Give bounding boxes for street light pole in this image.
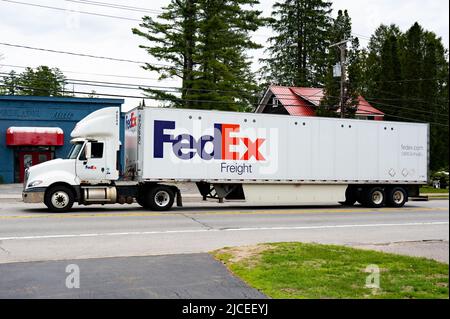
[330,39,350,118]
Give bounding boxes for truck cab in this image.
[22,107,121,211]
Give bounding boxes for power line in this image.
[1,0,142,22]
[363,99,449,117]
[0,83,263,106]
[0,80,347,107]
[1,80,447,125]
[0,42,190,71]
[63,0,162,14]
[1,70,447,117]
[382,113,448,127]
[2,82,447,127]
[365,77,448,84]
[0,63,179,82]
[2,0,370,43]
[0,70,447,119]
[365,86,450,104]
[0,42,154,65]
[363,95,449,104]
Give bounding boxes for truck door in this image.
[76,141,107,181]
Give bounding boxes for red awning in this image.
[6,127,64,146]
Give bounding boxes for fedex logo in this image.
[154,120,266,161]
[126,112,137,129]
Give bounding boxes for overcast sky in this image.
[0,0,448,111]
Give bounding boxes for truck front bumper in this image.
[22,188,46,203]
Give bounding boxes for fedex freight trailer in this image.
[23,106,429,212]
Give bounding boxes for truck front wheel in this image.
[44,185,75,212]
[145,185,175,211]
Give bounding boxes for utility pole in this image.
[330,39,350,118]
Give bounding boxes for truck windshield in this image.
[67,142,84,159]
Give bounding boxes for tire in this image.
[44,185,75,212]
[144,185,175,211]
[361,187,385,208]
[386,187,407,207]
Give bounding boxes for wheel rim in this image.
[392,190,405,204]
[371,190,384,205]
[51,191,70,208]
[154,190,170,207]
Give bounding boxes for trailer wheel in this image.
[386,187,407,207]
[44,185,75,212]
[362,187,385,208]
[146,185,175,211]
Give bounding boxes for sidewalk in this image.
[0,184,23,199]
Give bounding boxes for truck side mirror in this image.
[85,142,92,159]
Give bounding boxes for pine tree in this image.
[362,24,402,99]
[190,0,263,111]
[401,23,424,120]
[0,70,19,95]
[132,0,198,107]
[377,34,403,118]
[261,0,332,87]
[1,66,67,96]
[421,31,449,170]
[362,22,449,171]
[18,66,67,96]
[133,0,263,111]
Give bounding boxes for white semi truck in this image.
[22,106,429,212]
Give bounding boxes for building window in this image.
[272,97,280,108]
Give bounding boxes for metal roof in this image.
[355,96,385,115]
[270,86,316,117]
[265,86,384,117]
[290,87,324,107]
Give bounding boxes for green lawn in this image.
[420,186,449,194]
[212,243,449,299]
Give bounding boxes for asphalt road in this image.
[0,199,448,264]
[0,198,448,298]
[0,253,266,299]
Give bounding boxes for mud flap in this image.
[176,189,183,207]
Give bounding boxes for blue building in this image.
[0,96,124,184]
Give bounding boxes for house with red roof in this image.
[255,85,384,120]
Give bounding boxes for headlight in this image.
[28,180,43,188]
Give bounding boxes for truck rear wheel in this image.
[362,187,385,208]
[44,185,75,212]
[145,185,175,211]
[386,187,407,207]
